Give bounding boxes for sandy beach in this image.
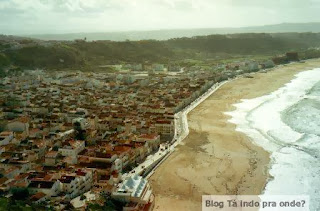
[149,58,320,211]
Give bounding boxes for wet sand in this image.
[149,59,320,211]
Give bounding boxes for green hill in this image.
[1,32,320,72]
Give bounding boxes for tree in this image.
[52,146,59,151]
[10,187,29,200]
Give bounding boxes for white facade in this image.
[114,158,123,172]
[112,175,153,204]
[153,121,174,135]
[59,140,85,159]
[59,170,93,199]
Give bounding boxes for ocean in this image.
[226,68,320,210]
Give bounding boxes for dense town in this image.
[0,56,293,210]
[1,0,320,208]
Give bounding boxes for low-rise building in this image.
[28,180,61,197]
[59,140,85,164]
[44,151,59,166]
[112,175,154,210]
[136,134,160,152]
[59,169,93,199]
[152,120,174,135]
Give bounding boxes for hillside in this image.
[166,33,313,55]
[1,32,320,72]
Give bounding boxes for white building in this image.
[44,151,59,166]
[114,158,123,172]
[152,120,174,135]
[112,175,153,205]
[58,140,85,163]
[59,169,93,199]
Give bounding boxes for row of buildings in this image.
[0,67,219,209]
[0,55,281,209]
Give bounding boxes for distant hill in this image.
[0,34,35,41]
[1,32,320,72]
[23,22,320,41]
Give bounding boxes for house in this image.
[28,180,61,197]
[136,134,160,152]
[59,169,93,199]
[0,157,31,175]
[11,173,30,189]
[58,140,85,164]
[30,192,48,204]
[2,166,21,179]
[153,120,174,136]
[44,151,59,166]
[132,143,149,165]
[78,148,119,172]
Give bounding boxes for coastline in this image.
[149,58,320,211]
[226,66,320,210]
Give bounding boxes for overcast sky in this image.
[1,0,320,35]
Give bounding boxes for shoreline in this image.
[149,58,320,211]
[226,66,320,210]
[151,81,229,171]
[122,81,229,181]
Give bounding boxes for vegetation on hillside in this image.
[70,40,174,64]
[166,33,300,55]
[5,45,85,69]
[1,32,320,72]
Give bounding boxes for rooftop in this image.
[114,175,147,198]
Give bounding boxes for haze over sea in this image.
[227,67,320,210]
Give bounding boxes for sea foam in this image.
[226,68,320,210]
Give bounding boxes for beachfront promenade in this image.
[122,64,286,181]
[122,80,229,180]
